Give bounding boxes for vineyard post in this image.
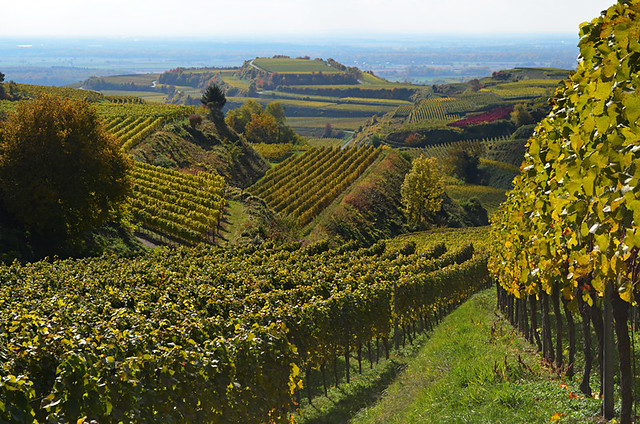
[393,281,400,350]
[333,352,339,387]
[602,281,615,420]
[306,366,313,405]
[562,297,575,379]
[320,363,327,397]
[529,294,541,351]
[551,285,563,370]
[541,291,554,364]
[612,290,632,424]
[577,288,593,396]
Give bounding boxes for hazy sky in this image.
[1,0,616,38]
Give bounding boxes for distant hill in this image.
[76,56,423,138]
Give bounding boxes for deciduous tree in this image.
[245,113,278,143]
[443,145,482,183]
[265,102,286,125]
[0,95,131,237]
[400,155,444,225]
[225,99,263,133]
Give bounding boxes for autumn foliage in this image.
[0,95,131,237]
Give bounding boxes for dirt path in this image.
[135,234,159,249]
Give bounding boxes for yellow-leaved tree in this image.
[400,155,444,226]
[0,95,131,238]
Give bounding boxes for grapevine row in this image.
[129,162,225,244]
[248,146,381,226]
[489,3,640,422]
[0,239,488,423]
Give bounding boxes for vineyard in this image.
[9,83,105,102]
[97,103,194,151]
[129,162,226,245]
[483,79,559,100]
[412,136,510,161]
[0,236,488,423]
[447,105,513,127]
[104,95,146,104]
[490,2,640,422]
[0,95,193,151]
[399,95,511,127]
[407,98,464,124]
[248,146,382,226]
[392,104,413,119]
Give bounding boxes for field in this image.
[94,74,159,86]
[445,184,507,217]
[306,137,346,148]
[226,96,335,109]
[252,58,342,73]
[284,82,415,90]
[221,75,250,89]
[287,116,369,130]
[100,90,167,103]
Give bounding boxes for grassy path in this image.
[297,288,601,424]
[218,199,247,244]
[351,289,600,423]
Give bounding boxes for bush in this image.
[188,114,203,128]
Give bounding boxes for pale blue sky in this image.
[2,0,616,38]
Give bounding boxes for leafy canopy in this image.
[401,155,445,225]
[0,95,131,237]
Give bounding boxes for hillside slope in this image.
[130,119,269,188]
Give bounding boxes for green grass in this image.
[253,58,341,74]
[350,289,600,424]
[445,185,508,217]
[227,96,335,109]
[100,90,167,103]
[287,117,369,131]
[221,75,250,90]
[386,226,491,252]
[294,334,430,424]
[218,199,246,244]
[306,137,346,148]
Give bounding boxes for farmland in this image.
[252,58,342,73]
